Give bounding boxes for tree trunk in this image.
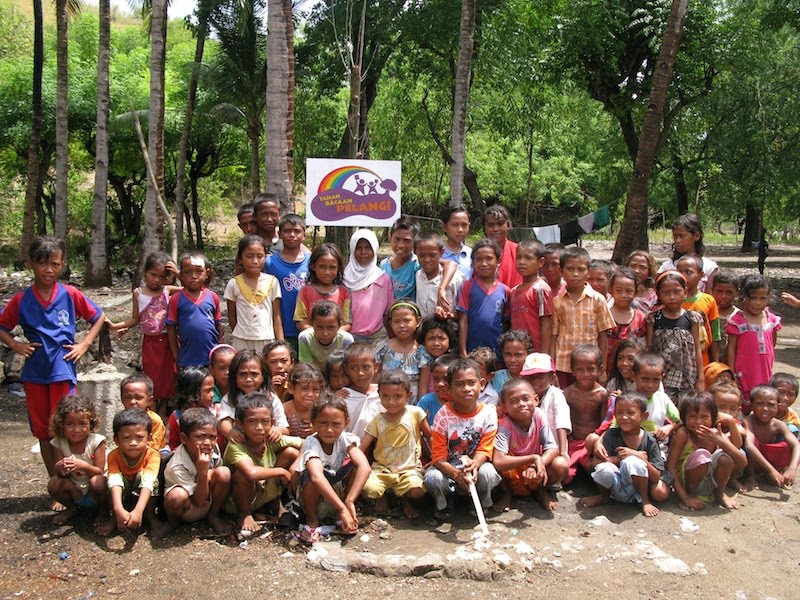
[86,0,111,287]
[612,0,689,263]
[264,0,295,212]
[144,0,168,257]
[54,0,69,241]
[450,0,475,208]
[191,173,204,249]
[741,204,761,252]
[248,124,261,194]
[671,146,690,216]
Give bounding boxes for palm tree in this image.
[86,0,112,285]
[449,0,475,208]
[54,0,71,240]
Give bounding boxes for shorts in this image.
[591,456,649,504]
[501,466,544,496]
[298,461,355,520]
[75,493,98,509]
[181,498,212,523]
[225,476,283,515]
[362,466,425,499]
[119,474,159,511]
[231,337,269,353]
[24,381,75,440]
[683,448,725,500]
[567,439,590,480]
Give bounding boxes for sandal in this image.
[294,524,320,545]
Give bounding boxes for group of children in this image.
[2,201,799,544]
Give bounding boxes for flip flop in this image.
[293,524,320,545]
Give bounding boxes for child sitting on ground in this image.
[101,408,161,536]
[667,391,747,510]
[580,392,670,517]
[377,301,431,402]
[469,347,499,406]
[209,344,237,405]
[120,373,166,452]
[361,370,431,518]
[47,395,107,528]
[493,379,567,512]
[743,385,800,490]
[163,408,231,535]
[341,342,382,438]
[295,394,371,543]
[631,353,679,451]
[423,358,501,518]
[224,392,302,538]
[168,366,216,451]
[770,372,800,437]
[298,300,354,371]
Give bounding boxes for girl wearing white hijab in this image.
[343,229,394,344]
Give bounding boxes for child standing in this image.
[588,259,614,301]
[361,370,431,518]
[342,342,383,438]
[47,396,107,527]
[470,347,500,406]
[658,213,718,292]
[0,236,105,482]
[163,408,231,535]
[626,250,658,314]
[646,271,704,398]
[510,238,553,353]
[541,243,566,297]
[550,247,615,387]
[423,358,501,518]
[299,301,354,371]
[254,195,281,251]
[607,267,647,373]
[377,301,432,402]
[283,363,325,438]
[483,205,522,288]
[225,235,283,352]
[107,251,178,416]
[167,250,222,367]
[419,316,456,363]
[710,270,740,365]
[726,274,781,409]
[415,231,463,319]
[580,392,670,517]
[262,340,296,403]
[343,229,394,343]
[457,238,511,359]
[295,243,351,332]
[440,206,473,280]
[120,373,167,452]
[677,254,721,364]
[265,214,311,351]
[296,394,371,542]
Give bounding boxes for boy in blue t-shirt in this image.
[0,236,105,481]
[265,214,310,353]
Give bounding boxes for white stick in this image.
[467,478,489,536]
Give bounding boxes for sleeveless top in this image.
[138,288,169,335]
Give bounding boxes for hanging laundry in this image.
[533,225,561,245]
[559,220,582,245]
[578,212,595,234]
[593,205,611,230]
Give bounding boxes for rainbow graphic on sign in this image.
[308,161,399,224]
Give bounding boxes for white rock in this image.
[680,517,700,533]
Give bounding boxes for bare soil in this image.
[1,242,799,600]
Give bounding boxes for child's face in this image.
[327,363,348,391]
[238,211,257,235]
[289,380,322,412]
[424,328,450,359]
[144,266,167,291]
[353,238,374,267]
[714,392,741,419]
[750,393,778,424]
[473,247,499,280]
[431,365,451,400]
[541,254,562,286]
[313,254,340,286]
[236,359,264,394]
[676,261,701,292]
[484,215,510,245]
[121,382,153,412]
[611,277,636,309]
[415,240,442,276]
[312,314,341,346]
[684,406,713,434]
[240,243,266,275]
[389,307,420,340]
[672,226,700,255]
[314,406,348,446]
[502,383,538,425]
[588,269,609,296]
[63,411,91,445]
[525,372,552,397]
[210,352,234,392]
[562,258,589,291]
[572,354,599,389]
[712,282,737,310]
[115,424,151,463]
[448,367,484,412]
[32,252,64,287]
[502,341,528,377]
[443,211,470,245]
[265,347,293,376]
[744,287,769,315]
[279,222,306,250]
[199,375,215,408]
[627,255,651,287]
[657,279,687,308]
[345,354,378,392]
[390,228,415,261]
[775,382,798,410]
[256,201,280,234]
[179,259,208,291]
[633,364,662,397]
[616,347,638,382]
[379,383,411,417]
[238,406,272,445]
[614,399,645,433]
[181,424,217,461]
[515,247,543,280]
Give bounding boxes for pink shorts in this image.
[24,381,75,440]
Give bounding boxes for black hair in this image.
[440,206,470,226]
[29,235,66,263]
[769,372,799,396]
[50,395,100,438]
[543,243,565,258]
[324,351,347,383]
[676,253,704,272]
[447,357,481,385]
[418,316,456,351]
[615,391,648,414]
[414,230,444,251]
[468,347,497,372]
[236,234,268,262]
[610,266,639,291]
[262,340,296,366]
[311,391,349,422]
[278,213,306,231]
[228,350,266,408]
[253,194,280,213]
[472,238,502,261]
[483,205,511,225]
[749,384,779,405]
[606,338,646,383]
[499,378,535,403]
[113,408,152,436]
[378,368,413,393]
[678,390,717,424]
[235,391,273,423]
[237,203,254,219]
[390,215,421,238]
[560,246,590,269]
[178,250,213,285]
[671,213,705,259]
[289,362,325,387]
[310,299,344,323]
[344,341,377,364]
[120,372,154,397]
[179,407,218,436]
[589,259,614,279]
[518,238,545,258]
[632,352,665,375]
[499,329,534,354]
[143,251,171,272]
[655,270,687,292]
[739,273,770,299]
[308,243,344,285]
[570,344,602,369]
[176,366,213,410]
[711,269,739,290]
[432,354,458,372]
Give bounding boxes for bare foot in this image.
[207,512,230,535]
[641,502,659,517]
[718,494,740,510]
[374,496,390,516]
[492,490,511,513]
[52,504,78,525]
[51,501,66,513]
[534,488,558,511]
[678,502,705,511]
[238,514,260,539]
[727,478,745,493]
[740,478,757,492]
[150,520,178,540]
[579,494,607,508]
[401,498,419,519]
[95,517,115,537]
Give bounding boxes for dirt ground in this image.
[1,242,800,600]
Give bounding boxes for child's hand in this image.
[781,292,800,308]
[433,305,453,320]
[228,427,245,445]
[196,451,212,472]
[783,467,796,487]
[267,426,283,443]
[126,508,143,530]
[334,388,349,400]
[616,447,647,462]
[717,412,736,430]
[593,444,609,461]
[12,340,40,358]
[274,468,291,485]
[682,496,706,511]
[338,506,358,533]
[63,341,90,362]
[436,289,453,314]
[696,424,723,446]
[655,424,673,441]
[116,510,132,531]
[272,373,287,390]
[164,260,179,283]
[55,459,69,477]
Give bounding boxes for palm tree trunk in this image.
[86,0,111,286]
[449,0,475,209]
[54,0,69,240]
[19,0,44,267]
[612,0,689,263]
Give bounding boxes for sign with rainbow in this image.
[306,159,402,227]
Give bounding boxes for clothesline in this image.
[508,204,612,246]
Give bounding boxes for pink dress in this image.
[138,289,176,403]
[726,310,781,399]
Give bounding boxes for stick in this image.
[467,478,489,535]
